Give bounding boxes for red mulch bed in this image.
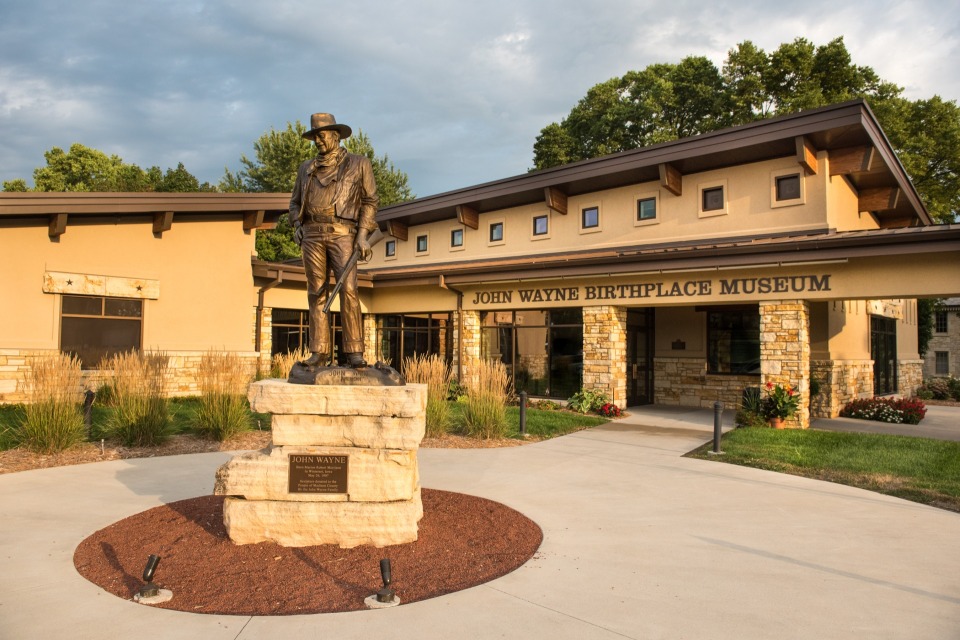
[74,489,542,616]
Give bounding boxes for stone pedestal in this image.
[215,379,426,548]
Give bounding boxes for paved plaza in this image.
[1,407,958,639]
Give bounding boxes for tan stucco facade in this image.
[2,103,957,427]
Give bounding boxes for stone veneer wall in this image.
[0,348,260,404]
[582,306,627,408]
[364,315,378,364]
[809,360,874,418]
[256,307,274,376]
[898,359,924,397]
[653,358,757,409]
[456,310,482,389]
[760,300,810,428]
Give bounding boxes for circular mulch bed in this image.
[74,489,542,616]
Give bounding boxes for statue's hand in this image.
[294,222,304,246]
[356,236,372,262]
[356,229,372,262]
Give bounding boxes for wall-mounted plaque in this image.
[288,454,349,494]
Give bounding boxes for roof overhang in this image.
[377,100,931,229]
[0,192,290,237]
[363,224,960,287]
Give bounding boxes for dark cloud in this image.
[1,0,957,197]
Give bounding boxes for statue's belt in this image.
[302,206,355,232]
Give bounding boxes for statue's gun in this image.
[321,227,385,314]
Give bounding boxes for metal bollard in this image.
[712,400,723,454]
[83,390,95,439]
[519,391,527,435]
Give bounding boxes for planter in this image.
[768,417,785,429]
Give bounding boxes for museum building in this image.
[2,100,959,428]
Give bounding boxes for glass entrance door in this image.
[871,315,898,395]
[627,309,654,406]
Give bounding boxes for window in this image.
[416,234,428,253]
[581,206,599,229]
[532,215,548,236]
[707,309,760,375]
[776,174,801,201]
[450,228,464,248]
[60,295,143,369]
[702,186,724,212]
[637,197,656,221]
[935,351,950,375]
[376,313,453,373]
[385,240,396,257]
[271,308,309,356]
[272,309,343,363]
[935,310,948,333]
[489,222,504,243]
[480,309,583,399]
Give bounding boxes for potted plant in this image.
[761,381,800,428]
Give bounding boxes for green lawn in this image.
[446,401,607,439]
[688,427,960,512]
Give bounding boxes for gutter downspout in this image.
[439,274,464,382]
[255,272,283,354]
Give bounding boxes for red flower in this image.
[766,382,774,389]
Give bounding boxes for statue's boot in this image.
[345,352,368,368]
[301,352,329,367]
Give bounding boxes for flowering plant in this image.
[597,403,622,418]
[760,382,800,420]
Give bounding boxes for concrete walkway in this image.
[1,409,958,639]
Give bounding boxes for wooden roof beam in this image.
[795,136,818,175]
[860,187,900,213]
[48,213,67,238]
[386,219,408,241]
[658,163,682,196]
[456,204,480,229]
[543,187,568,215]
[153,211,174,236]
[830,146,877,176]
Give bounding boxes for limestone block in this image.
[214,445,419,503]
[223,489,423,548]
[248,380,426,417]
[270,413,424,449]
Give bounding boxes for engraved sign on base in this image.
[288,454,349,494]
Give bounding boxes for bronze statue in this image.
[289,113,378,369]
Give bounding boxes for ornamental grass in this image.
[194,351,253,441]
[17,352,86,453]
[462,359,509,439]
[270,346,312,378]
[403,353,452,437]
[102,350,172,446]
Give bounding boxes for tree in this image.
[224,123,415,261]
[3,143,210,194]
[531,36,960,221]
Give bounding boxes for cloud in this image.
[1,0,957,196]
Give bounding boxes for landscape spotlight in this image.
[138,554,161,598]
[376,558,395,603]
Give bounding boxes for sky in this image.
[2,0,959,198]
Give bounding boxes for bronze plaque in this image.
[288,454,349,494]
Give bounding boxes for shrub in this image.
[840,397,927,425]
[194,352,253,441]
[102,351,172,446]
[403,354,452,437]
[446,378,468,401]
[597,403,622,418]
[760,382,800,420]
[16,353,86,453]
[567,389,609,414]
[270,346,312,379]
[535,399,561,411]
[462,359,509,438]
[735,408,769,428]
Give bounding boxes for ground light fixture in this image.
[364,558,400,609]
[134,554,173,604]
